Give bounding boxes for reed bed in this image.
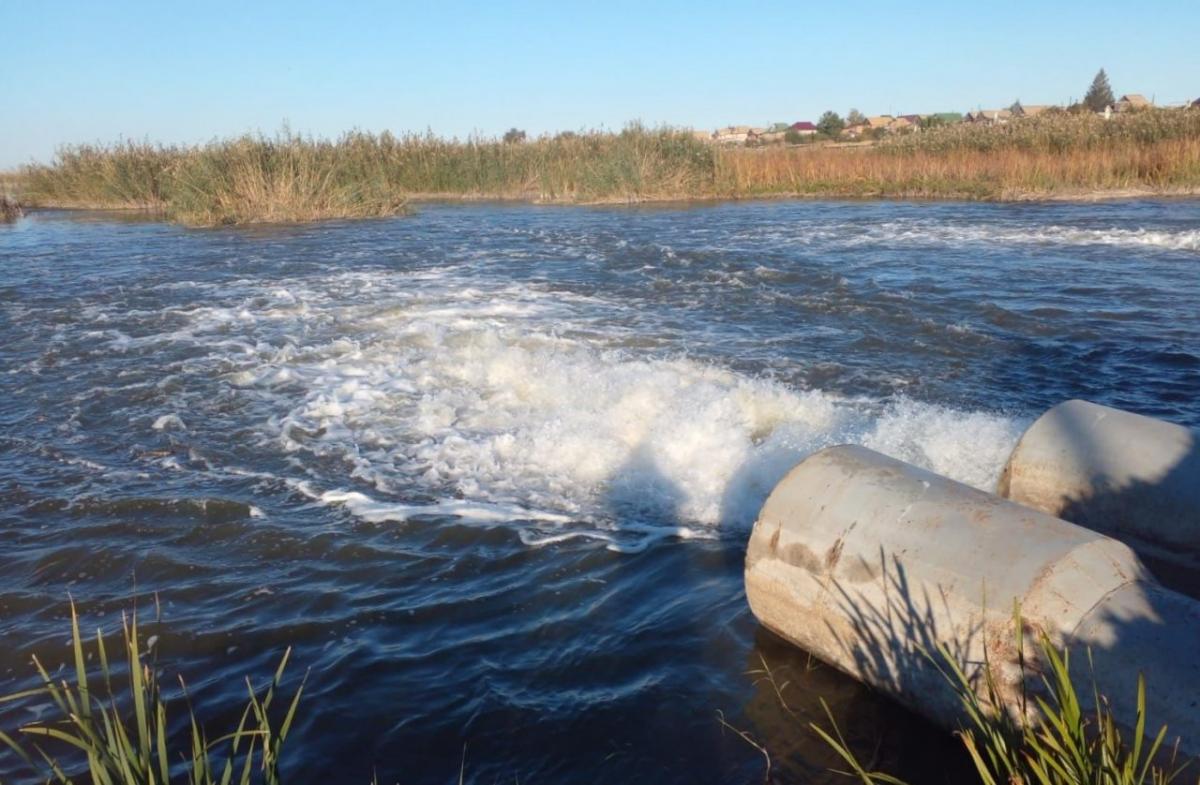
[720,109,1200,198]
[19,126,715,225]
[17,110,1200,225]
[718,138,1200,199]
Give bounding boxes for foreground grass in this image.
[0,602,303,785]
[810,610,1193,785]
[15,110,1200,225]
[2,600,1194,784]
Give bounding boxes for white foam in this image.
[240,280,1023,541]
[854,222,1200,252]
[738,221,1200,253]
[152,414,187,431]
[82,265,1025,548]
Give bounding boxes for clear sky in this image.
[3,0,1198,167]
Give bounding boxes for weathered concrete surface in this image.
[745,445,1200,759]
[1000,399,1200,565]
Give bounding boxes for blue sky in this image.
[3,0,1198,167]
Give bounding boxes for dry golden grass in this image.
[17,110,1200,225]
[716,137,1200,199]
[18,126,715,224]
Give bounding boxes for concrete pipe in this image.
[999,399,1200,568]
[744,445,1200,759]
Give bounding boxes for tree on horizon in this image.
[817,110,845,138]
[1084,69,1115,112]
[846,108,866,126]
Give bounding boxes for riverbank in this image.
[12,110,1200,225]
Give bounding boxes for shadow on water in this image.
[741,625,975,785]
[603,444,690,533]
[741,551,983,785]
[598,443,977,784]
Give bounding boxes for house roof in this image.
[865,115,894,127]
[790,121,818,131]
[1019,105,1053,116]
[899,114,923,123]
[1117,94,1151,108]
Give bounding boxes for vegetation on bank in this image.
[0,173,22,222]
[0,196,19,223]
[724,109,1200,199]
[16,125,715,225]
[12,108,1200,225]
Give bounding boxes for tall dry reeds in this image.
[17,110,1200,225]
[167,133,407,225]
[20,125,715,224]
[716,137,1200,199]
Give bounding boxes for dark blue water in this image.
[1,200,1198,784]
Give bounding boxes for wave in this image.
[220,280,1024,546]
[869,223,1200,252]
[735,221,1200,253]
[56,265,1026,551]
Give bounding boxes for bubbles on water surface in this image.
[161,268,1026,551]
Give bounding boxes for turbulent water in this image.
[2,200,1198,783]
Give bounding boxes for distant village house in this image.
[1012,104,1052,118]
[1113,94,1151,113]
[713,126,754,145]
[965,109,1012,125]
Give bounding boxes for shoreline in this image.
[13,116,1200,225]
[16,185,1200,222]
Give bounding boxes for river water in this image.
[1,200,1198,783]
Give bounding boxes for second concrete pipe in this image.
[745,445,1200,759]
[1000,399,1200,567]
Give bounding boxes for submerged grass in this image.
[15,109,1200,225]
[0,601,304,785]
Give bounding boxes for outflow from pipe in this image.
[1000,399,1200,568]
[744,445,1200,760]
